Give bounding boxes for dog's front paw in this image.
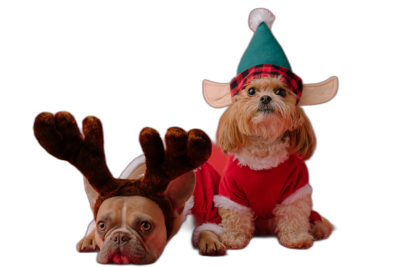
[199,231,226,256]
[220,233,250,249]
[77,235,97,252]
[278,232,313,249]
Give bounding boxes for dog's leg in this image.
[219,207,254,249]
[77,229,97,252]
[273,196,314,249]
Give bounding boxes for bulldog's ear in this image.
[83,177,100,212]
[164,171,196,213]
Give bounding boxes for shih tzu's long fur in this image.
[217,76,332,249]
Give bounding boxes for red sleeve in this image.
[201,163,222,224]
[280,159,310,203]
[218,159,249,207]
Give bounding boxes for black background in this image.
[7,1,384,266]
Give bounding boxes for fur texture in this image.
[213,195,254,248]
[217,76,330,249]
[273,196,313,249]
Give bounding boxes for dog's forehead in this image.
[98,196,165,219]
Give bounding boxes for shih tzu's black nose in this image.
[260,95,272,104]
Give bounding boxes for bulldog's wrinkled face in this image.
[95,196,167,264]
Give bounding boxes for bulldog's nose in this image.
[113,232,131,244]
[260,95,272,104]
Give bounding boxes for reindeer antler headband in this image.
[34,112,211,238]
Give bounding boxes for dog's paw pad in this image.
[199,240,226,256]
[199,231,226,256]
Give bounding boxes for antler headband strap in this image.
[230,64,303,103]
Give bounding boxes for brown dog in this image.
[214,77,333,249]
[34,112,225,264]
[201,8,338,251]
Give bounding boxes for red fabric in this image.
[207,143,228,176]
[230,64,303,103]
[192,162,222,225]
[219,155,320,223]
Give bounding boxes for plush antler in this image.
[34,112,212,237]
[34,112,119,195]
[139,127,211,195]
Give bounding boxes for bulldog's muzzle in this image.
[97,230,146,264]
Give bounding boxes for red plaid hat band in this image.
[230,64,303,102]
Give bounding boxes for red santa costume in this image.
[214,150,321,235]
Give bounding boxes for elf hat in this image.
[203,8,338,108]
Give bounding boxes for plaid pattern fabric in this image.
[230,64,303,102]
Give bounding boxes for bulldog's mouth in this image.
[97,231,148,264]
[112,254,132,265]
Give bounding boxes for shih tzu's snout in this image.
[260,95,272,104]
[258,95,274,113]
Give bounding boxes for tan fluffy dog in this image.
[217,76,333,249]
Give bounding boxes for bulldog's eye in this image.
[98,222,106,231]
[275,88,286,97]
[248,88,256,96]
[140,222,152,231]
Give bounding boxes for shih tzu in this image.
[212,75,334,249]
[201,7,338,250]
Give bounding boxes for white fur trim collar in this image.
[281,184,313,205]
[231,141,289,170]
[214,195,251,211]
[181,195,194,224]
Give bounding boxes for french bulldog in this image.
[34,112,225,265]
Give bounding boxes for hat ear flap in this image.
[299,76,338,106]
[203,80,231,108]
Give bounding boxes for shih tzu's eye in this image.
[98,222,106,231]
[275,88,286,97]
[140,222,152,231]
[248,88,256,96]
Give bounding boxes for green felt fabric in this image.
[237,22,291,74]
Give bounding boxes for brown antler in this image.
[139,126,212,194]
[34,112,119,195]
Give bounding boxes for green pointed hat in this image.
[237,9,291,74]
[202,8,339,108]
